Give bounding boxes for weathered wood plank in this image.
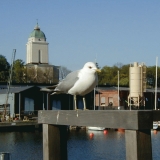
[43,124,67,160]
[125,130,152,160]
[153,110,160,121]
[38,110,154,130]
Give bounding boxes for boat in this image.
[87,87,106,131]
[153,122,159,130]
[87,126,105,131]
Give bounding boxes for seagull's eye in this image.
[89,66,92,69]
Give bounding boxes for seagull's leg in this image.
[74,95,77,110]
[83,97,86,110]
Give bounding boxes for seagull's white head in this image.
[82,62,101,73]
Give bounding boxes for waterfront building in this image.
[0,84,160,118]
[95,86,160,110]
[0,86,42,118]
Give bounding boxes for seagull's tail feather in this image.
[40,88,53,92]
[40,85,57,92]
[50,89,64,95]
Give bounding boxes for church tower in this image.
[25,24,59,84]
[26,23,48,64]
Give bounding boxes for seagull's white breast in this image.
[68,69,97,96]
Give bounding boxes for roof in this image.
[0,86,39,94]
[96,86,160,93]
[29,23,46,39]
[96,86,129,91]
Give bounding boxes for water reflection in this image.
[0,129,160,160]
[68,129,126,160]
[0,131,43,160]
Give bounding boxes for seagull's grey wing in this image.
[54,70,80,93]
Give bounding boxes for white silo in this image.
[128,62,146,108]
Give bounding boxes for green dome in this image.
[29,24,46,39]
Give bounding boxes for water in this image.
[0,129,160,160]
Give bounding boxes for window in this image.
[108,97,113,106]
[101,97,106,106]
[39,50,41,63]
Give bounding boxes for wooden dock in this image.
[0,120,38,127]
[38,110,160,160]
[0,120,41,131]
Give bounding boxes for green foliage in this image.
[0,53,160,87]
[0,55,10,82]
[12,59,25,83]
[98,64,130,86]
[98,63,160,87]
[146,66,160,87]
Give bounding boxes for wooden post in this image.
[38,110,159,160]
[125,130,152,160]
[43,124,68,160]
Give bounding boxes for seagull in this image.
[41,62,101,110]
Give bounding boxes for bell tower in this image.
[26,23,49,64]
[25,24,59,84]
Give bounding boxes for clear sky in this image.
[1,0,160,71]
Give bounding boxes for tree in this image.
[25,67,37,83]
[98,64,130,86]
[59,66,71,80]
[98,66,115,85]
[0,55,10,82]
[146,66,160,87]
[12,59,25,83]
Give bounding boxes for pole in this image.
[43,93,45,110]
[155,57,158,110]
[19,93,21,120]
[3,49,16,121]
[118,70,119,108]
[47,93,49,110]
[94,88,95,110]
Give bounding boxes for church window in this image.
[39,50,41,63]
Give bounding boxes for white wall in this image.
[0,93,15,116]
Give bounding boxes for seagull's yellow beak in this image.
[96,69,101,73]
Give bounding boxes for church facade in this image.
[25,23,59,84]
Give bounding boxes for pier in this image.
[0,121,38,127]
[0,120,41,131]
[38,110,160,160]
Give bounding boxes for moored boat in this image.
[87,126,105,131]
[153,122,159,130]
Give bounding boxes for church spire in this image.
[34,19,40,30]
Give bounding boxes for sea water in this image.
[0,129,159,160]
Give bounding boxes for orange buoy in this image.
[89,133,94,138]
[153,130,157,134]
[103,130,108,134]
[118,128,125,133]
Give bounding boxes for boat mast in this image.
[155,57,158,110]
[3,49,16,121]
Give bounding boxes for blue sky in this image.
[1,0,160,70]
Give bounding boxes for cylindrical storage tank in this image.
[129,62,143,101]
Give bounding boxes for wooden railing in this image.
[38,110,160,160]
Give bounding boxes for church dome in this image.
[29,23,46,40]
